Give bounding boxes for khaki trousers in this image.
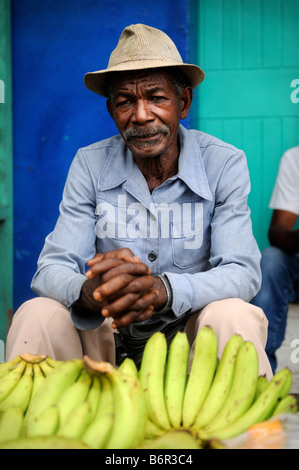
[5,296,273,379]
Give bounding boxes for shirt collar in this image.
[97,125,212,201]
[176,125,212,200]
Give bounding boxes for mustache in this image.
[121,125,170,141]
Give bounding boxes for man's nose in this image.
[132,99,154,124]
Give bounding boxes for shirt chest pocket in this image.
[171,208,212,269]
[171,226,211,269]
[95,199,136,252]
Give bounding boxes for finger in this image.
[102,288,158,318]
[86,258,125,279]
[86,258,149,280]
[111,306,154,329]
[87,248,140,266]
[125,288,158,312]
[108,275,154,299]
[86,253,104,267]
[99,275,155,306]
[101,292,141,317]
[93,273,140,301]
[100,262,151,284]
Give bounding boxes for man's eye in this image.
[152,96,165,101]
[116,99,131,107]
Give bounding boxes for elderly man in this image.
[6,24,272,378]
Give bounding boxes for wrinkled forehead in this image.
[106,68,176,96]
[114,69,172,86]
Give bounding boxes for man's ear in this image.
[180,87,193,120]
[106,99,114,118]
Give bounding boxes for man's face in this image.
[107,70,191,160]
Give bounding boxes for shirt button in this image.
[148,251,157,262]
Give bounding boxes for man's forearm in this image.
[268,227,299,253]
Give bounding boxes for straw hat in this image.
[84,24,205,98]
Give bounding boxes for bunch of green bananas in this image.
[0,326,297,449]
[0,353,64,444]
[0,352,148,449]
[138,326,298,447]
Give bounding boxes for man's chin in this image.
[126,136,166,158]
[128,144,165,159]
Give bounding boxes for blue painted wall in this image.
[11,0,191,311]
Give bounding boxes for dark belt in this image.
[114,314,189,368]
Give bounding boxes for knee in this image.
[260,246,290,277]
[202,298,268,330]
[202,298,251,318]
[12,297,70,329]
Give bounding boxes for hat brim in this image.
[84,61,205,98]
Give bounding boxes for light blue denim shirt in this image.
[31,124,261,332]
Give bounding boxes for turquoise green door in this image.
[0,0,13,360]
[191,0,299,250]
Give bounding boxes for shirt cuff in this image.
[163,272,193,317]
[70,303,105,330]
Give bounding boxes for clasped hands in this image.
[81,249,167,329]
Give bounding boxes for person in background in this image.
[6,24,272,378]
[251,145,299,372]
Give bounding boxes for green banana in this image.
[193,333,244,430]
[254,375,269,401]
[25,359,83,433]
[102,363,141,449]
[144,419,167,439]
[182,326,218,428]
[81,374,115,449]
[140,332,171,430]
[122,372,148,449]
[198,340,259,438]
[164,331,190,428]
[45,357,64,368]
[82,358,146,449]
[57,401,93,439]
[0,355,22,379]
[0,407,24,442]
[0,436,91,449]
[262,365,293,421]
[118,357,139,378]
[139,336,151,385]
[21,363,46,436]
[139,429,201,449]
[0,360,27,403]
[39,359,56,376]
[86,374,101,420]
[203,367,293,441]
[278,367,293,399]
[26,404,60,437]
[56,369,92,429]
[31,363,46,400]
[0,362,33,413]
[272,394,298,416]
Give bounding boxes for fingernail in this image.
[101,308,108,316]
[94,292,102,301]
